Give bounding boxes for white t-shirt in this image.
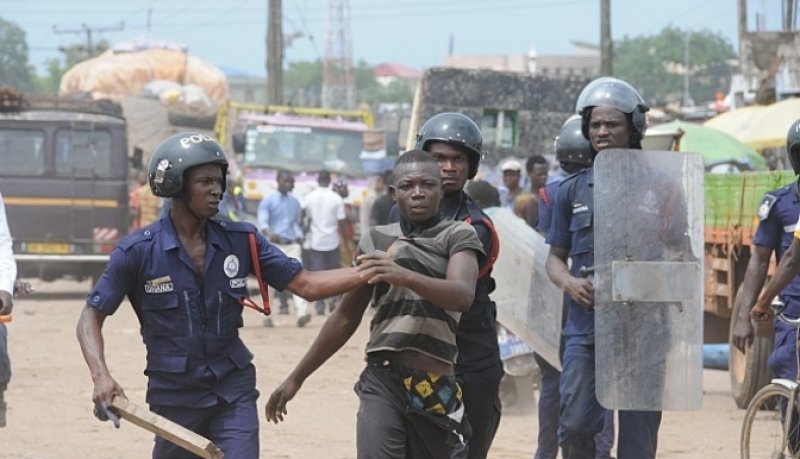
[0,193,17,294]
[303,186,346,251]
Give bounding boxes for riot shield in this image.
[594,149,704,411]
[486,207,564,370]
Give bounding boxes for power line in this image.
[52,21,125,54]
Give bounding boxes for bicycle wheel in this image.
[741,383,800,459]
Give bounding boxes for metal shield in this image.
[593,149,704,411]
[486,207,564,370]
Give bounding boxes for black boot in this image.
[561,439,596,459]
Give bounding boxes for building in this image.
[373,63,424,87]
[220,65,268,104]
[441,42,600,78]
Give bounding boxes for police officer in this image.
[536,116,614,459]
[537,116,593,236]
[545,77,659,459]
[748,119,800,379]
[414,113,502,459]
[76,132,377,459]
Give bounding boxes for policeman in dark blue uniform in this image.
[410,113,502,459]
[738,118,800,381]
[545,77,660,459]
[76,132,376,459]
[536,116,614,459]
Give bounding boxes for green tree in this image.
[614,26,735,105]
[0,17,34,90]
[282,59,414,107]
[283,59,323,105]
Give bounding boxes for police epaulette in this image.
[561,168,588,184]
[117,228,155,250]
[215,219,257,233]
[757,193,777,221]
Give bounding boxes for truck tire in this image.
[729,285,774,409]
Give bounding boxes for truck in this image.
[408,66,793,407]
[214,102,392,216]
[0,88,131,283]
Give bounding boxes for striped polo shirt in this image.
[358,219,485,365]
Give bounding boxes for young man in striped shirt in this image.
[265,149,485,458]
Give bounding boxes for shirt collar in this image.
[399,212,442,237]
[159,215,226,250]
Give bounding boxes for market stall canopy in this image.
[59,38,228,104]
[704,97,800,152]
[643,120,768,172]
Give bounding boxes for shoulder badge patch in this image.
[223,254,240,278]
[757,194,777,221]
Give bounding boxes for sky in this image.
[3,0,789,78]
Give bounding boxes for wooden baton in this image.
[110,396,224,459]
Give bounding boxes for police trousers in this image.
[534,353,615,459]
[559,339,661,459]
[354,359,463,459]
[150,389,259,459]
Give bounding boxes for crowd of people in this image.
[0,74,795,459]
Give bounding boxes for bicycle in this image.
[740,302,800,458]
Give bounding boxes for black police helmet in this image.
[788,118,800,175]
[555,115,592,166]
[575,77,649,144]
[148,132,229,197]
[415,112,483,179]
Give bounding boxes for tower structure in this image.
[322,0,355,110]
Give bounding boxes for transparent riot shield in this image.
[594,149,704,411]
[486,207,564,370]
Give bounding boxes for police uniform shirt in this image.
[87,216,302,407]
[545,168,595,341]
[758,185,800,301]
[537,179,562,235]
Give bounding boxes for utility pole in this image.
[600,0,613,75]
[52,22,124,56]
[683,33,692,107]
[267,0,284,105]
[322,0,355,110]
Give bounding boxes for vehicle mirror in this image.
[131,147,144,170]
[232,133,246,154]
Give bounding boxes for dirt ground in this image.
[3,279,743,458]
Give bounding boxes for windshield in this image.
[54,128,115,178]
[0,128,46,176]
[243,125,364,175]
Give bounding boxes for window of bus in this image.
[54,129,114,178]
[0,128,46,176]
[481,110,518,148]
[246,126,363,174]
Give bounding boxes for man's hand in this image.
[750,298,775,322]
[92,373,125,424]
[265,377,302,424]
[355,251,408,286]
[0,291,12,316]
[93,401,121,429]
[731,312,754,353]
[563,276,594,308]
